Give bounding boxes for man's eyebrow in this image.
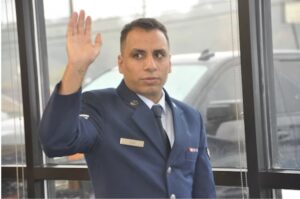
[131,48,146,53]
[153,49,167,53]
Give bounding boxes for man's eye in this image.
[133,53,143,59]
[154,52,165,59]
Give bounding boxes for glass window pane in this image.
[46,180,93,198]
[1,0,26,166]
[271,0,300,169]
[216,186,248,198]
[282,189,300,199]
[43,0,245,169]
[273,189,300,199]
[271,0,300,49]
[1,178,27,198]
[43,0,70,20]
[187,62,245,168]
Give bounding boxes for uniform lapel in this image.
[165,92,190,164]
[117,80,168,159]
[132,107,168,159]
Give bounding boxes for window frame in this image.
[2,0,300,198]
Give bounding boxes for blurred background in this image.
[2,0,300,198]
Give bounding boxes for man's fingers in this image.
[67,12,78,36]
[85,16,92,39]
[94,33,102,49]
[72,12,79,34]
[93,33,102,57]
[77,10,85,34]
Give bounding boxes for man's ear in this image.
[118,55,124,74]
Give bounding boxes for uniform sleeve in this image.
[39,83,101,157]
[192,112,216,198]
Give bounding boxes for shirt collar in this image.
[137,90,166,113]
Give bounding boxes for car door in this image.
[185,57,246,168]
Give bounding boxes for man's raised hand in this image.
[60,10,102,95]
[67,10,102,71]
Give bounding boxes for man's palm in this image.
[67,10,102,71]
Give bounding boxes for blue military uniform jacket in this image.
[39,80,216,198]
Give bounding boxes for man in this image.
[39,10,216,198]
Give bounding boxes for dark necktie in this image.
[151,105,171,155]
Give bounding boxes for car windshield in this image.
[83,64,208,101]
[83,67,122,92]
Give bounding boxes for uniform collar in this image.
[116,79,170,111]
[137,91,166,113]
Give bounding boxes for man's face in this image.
[118,28,171,103]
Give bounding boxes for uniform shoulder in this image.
[82,88,117,103]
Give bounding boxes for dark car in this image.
[84,49,300,169]
[3,50,299,169]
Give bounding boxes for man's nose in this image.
[144,56,157,71]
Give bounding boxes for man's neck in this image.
[137,90,165,110]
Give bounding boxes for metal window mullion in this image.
[14,0,45,197]
[33,0,50,112]
[238,0,273,197]
[259,0,278,171]
[2,166,248,187]
[3,166,299,190]
[252,0,277,171]
[260,171,300,190]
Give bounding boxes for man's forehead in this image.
[126,28,167,42]
[121,28,169,53]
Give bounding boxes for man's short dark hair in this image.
[120,18,169,51]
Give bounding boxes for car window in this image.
[165,65,207,101]
[193,64,242,117]
[207,66,241,102]
[274,60,300,113]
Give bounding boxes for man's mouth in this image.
[141,77,160,84]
